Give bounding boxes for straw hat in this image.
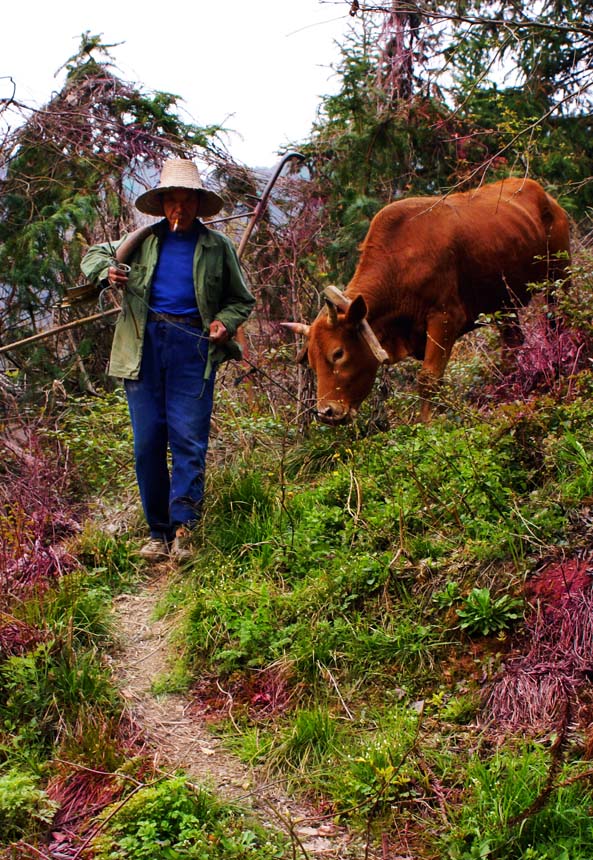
[135,158,224,218]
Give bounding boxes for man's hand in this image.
[208,320,229,343]
[107,265,129,287]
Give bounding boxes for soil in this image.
[111,563,383,859]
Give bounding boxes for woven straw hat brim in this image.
[134,158,224,218]
[135,186,224,218]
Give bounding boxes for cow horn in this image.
[323,286,390,365]
[280,321,311,338]
[325,299,339,326]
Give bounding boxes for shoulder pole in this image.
[0,308,120,355]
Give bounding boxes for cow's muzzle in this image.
[316,403,356,425]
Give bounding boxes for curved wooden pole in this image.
[236,150,305,259]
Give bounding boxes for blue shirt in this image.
[149,225,199,314]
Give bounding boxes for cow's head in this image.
[283,286,389,425]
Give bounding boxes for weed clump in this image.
[0,770,59,842]
[91,775,285,860]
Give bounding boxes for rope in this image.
[112,283,305,401]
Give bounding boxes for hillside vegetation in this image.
[2,256,593,858]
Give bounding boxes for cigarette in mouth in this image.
[173,219,179,232]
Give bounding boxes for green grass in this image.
[444,743,593,859]
[18,569,115,646]
[167,380,593,855]
[180,394,593,692]
[0,641,120,759]
[5,357,593,855]
[71,525,142,592]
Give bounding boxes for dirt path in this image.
[111,566,376,859]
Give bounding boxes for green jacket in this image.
[81,220,255,380]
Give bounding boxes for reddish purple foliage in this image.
[0,617,45,657]
[477,311,589,405]
[481,556,593,732]
[190,663,301,722]
[40,718,153,855]
[0,424,81,607]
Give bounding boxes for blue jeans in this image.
[124,320,215,541]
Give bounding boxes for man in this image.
[81,158,255,562]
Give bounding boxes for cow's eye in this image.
[332,347,344,363]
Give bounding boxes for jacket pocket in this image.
[126,263,148,296]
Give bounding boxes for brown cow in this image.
[284,178,570,423]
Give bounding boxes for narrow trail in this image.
[110,566,375,859]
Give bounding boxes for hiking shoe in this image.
[138,538,170,562]
[170,526,194,562]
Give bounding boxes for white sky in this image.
[2,0,358,167]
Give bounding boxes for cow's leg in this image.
[418,312,458,422]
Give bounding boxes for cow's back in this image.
[350,177,570,332]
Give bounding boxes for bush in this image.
[50,389,134,496]
[0,769,58,841]
[92,775,284,859]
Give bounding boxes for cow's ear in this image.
[345,294,368,325]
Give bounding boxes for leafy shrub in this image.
[51,389,134,495]
[0,769,58,841]
[187,578,282,673]
[433,581,462,609]
[440,692,481,725]
[92,775,284,859]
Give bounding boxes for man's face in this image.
[162,189,201,232]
